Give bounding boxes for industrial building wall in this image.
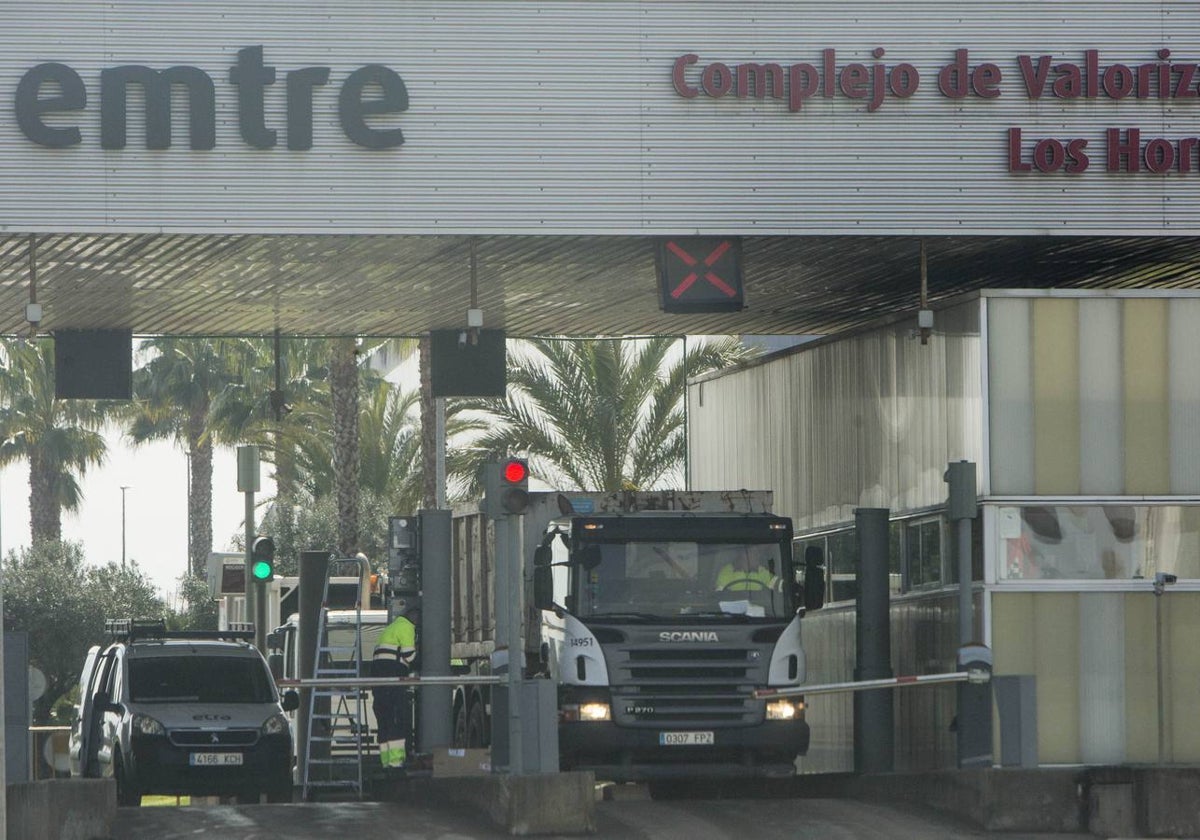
[688,299,982,532]
[985,291,1200,766]
[986,292,1200,495]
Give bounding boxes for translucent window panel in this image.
[827,530,859,603]
[905,519,943,588]
[995,504,1200,581]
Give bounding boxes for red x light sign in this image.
[656,237,745,314]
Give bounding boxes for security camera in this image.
[1153,572,1178,595]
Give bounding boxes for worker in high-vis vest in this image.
[714,546,783,593]
[372,607,417,768]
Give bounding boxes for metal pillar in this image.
[853,507,893,774]
[418,509,452,751]
[297,550,330,778]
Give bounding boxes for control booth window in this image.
[995,504,1200,581]
[904,518,943,589]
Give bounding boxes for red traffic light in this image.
[502,459,528,484]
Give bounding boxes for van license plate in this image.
[658,731,713,746]
[189,752,243,766]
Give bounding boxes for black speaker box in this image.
[54,329,133,399]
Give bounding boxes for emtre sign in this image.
[15,45,408,150]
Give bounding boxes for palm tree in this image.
[300,379,488,515]
[466,336,754,492]
[329,337,362,555]
[0,339,110,545]
[126,337,243,577]
[209,336,332,568]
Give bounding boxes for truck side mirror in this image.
[266,630,283,651]
[267,651,284,681]
[803,545,826,612]
[533,565,554,611]
[534,544,552,567]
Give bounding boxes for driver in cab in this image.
[715,546,783,593]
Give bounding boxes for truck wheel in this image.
[452,702,467,747]
[466,702,486,748]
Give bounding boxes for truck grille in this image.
[609,645,766,728]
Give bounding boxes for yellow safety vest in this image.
[715,564,778,592]
[373,615,417,667]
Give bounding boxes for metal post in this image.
[0,559,8,840]
[435,399,447,509]
[944,460,978,645]
[853,507,893,774]
[120,485,130,568]
[507,511,523,775]
[298,551,330,777]
[244,490,256,637]
[1152,572,1175,764]
[418,509,452,751]
[957,518,972,642]
[237,446,262,650]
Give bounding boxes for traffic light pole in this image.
[506,510,524,775]
[237,445,265,653]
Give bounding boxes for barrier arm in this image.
[753,668,990,700]
[278,674,504,690]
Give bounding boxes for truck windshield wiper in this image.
[586,612,659,621]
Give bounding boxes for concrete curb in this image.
[7,778,116,840]
[791,766,1200,838]
[380,772,596,835]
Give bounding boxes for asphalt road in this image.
[109,793,1091,840]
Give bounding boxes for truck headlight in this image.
[131,713,165,736]
[765,699,802,721]
[579,702,611,721]
[561,702,612,722]
[261,713,289,735]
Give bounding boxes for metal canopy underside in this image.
[1,233,1199,338]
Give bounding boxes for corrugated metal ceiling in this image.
[1,233,1198,338]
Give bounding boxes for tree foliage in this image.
[463,336,754,491]
[2,541,165,723]
[257,488,393,574]
[0,339,111,545]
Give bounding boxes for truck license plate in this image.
[659,731,713,746]
[189,752,243,766]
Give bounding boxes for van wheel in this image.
[114,753,141,807]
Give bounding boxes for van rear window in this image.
[129,656,275,703]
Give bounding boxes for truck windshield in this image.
[129,656,276,703]
[575,540,791,620]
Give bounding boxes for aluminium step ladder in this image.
[301,554,373,801]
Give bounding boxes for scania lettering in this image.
[659,631,720,642]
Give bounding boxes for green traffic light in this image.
[251,560,274,581]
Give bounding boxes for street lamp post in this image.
[120,485,131,568]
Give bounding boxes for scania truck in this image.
[448,490,826,781]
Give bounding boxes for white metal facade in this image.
[688,299,983,532]
[4,1,1200,234]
